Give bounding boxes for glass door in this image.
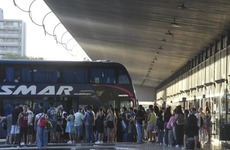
[211,97,219,138]
[226,94,230,123]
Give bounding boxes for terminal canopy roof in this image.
[44,0,230,89]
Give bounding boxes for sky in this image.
[1,0,89,61]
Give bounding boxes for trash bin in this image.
[220,124,230,140]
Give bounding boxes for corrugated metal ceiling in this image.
[44,0,230,88]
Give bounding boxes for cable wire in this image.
[12,0,81,58]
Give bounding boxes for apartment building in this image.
[0,8,26,58]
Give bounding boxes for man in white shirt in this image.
[27,107,34,145]
[74,108,84,143]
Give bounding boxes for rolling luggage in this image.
[197,140,201,148]
[186,137,195,149]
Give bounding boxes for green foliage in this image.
[1,53,44,60]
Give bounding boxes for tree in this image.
[1,53,44,60]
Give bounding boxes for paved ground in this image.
[0,139,227,150]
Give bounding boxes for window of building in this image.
[13,22,19,28]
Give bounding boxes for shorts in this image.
[75,125,83,137]
[28,125,34,135]
[147,123,155,131]
[7,127,11,136]
[65,124,75,133]
[56,124,63,133]
[10,125,20,134]
[49,121,57,132]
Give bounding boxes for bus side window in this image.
[5,67,14,82]
[33,68,58,83]
[63,68,88,84]
[21,68,31,83]
[118,69,130,84]
[90,68,101,83]
[90,68,115,84]
[105,69,115,84]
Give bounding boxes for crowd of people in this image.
[0,102,212,149]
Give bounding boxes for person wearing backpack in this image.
[106,107,116,143]
[184,108,199,149]
[157,109,165,145]
[47,101,58,143]
[126,107,136,142]
[34,108,48,148]
[17,105,29,147]
[121,107,128,142]
[174,105,185,148]
[135,105,146,144]
[147,106,157,142]
[83,105,95,143]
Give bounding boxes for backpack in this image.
[188,114,197,126]
[186,114,197,128]
[185,114,199,137]
[136,110,145,123]
[186,137,195,149]
[2,119,7,131]
[39,114,47,127]
[19,113,28,128]
[149,112,156,124]
[47,108,57,121]
[156,117,164,130]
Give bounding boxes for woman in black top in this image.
[95,107,105,144]
[56,110,63,143]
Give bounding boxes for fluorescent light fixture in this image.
[118,94,128,97]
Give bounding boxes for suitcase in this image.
[186,137,195,149]
[197,141,201,148]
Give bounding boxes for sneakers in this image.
[67,141,72,144]
[137,141,144,144]
[20,142,25,146]
[95,141,103,144]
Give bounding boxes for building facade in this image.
[156,31,230,141]
[0,8,26,58]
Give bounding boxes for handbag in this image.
[103,120,107,128]
[107,120,114,128]
[2,119,7,131]
[46,120,53,130]
[121,120,127,130]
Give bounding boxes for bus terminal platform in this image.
[0,139,227,150]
